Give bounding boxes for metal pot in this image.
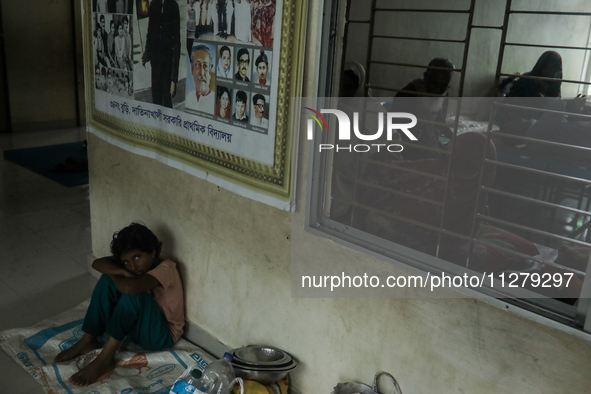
[233,364,294,385]
[331,372,402,394]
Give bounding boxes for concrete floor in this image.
[0,127,97,393]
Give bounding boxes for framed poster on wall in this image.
[85,0,306,203]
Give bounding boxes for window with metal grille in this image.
[308,0,591,331]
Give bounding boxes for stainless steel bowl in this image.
[232,359,298,372]
[234,367,290,385]
[233,360,298,385]
[232,346,291,366]
[232,357,293,369]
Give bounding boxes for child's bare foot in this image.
[54,334,99,363]
[69,336,121,387]
[69,354,116,387]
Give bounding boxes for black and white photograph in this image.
[234,47,251,82]
[249,92,268,129]
[231,89,249,122]
[133,0,184,109]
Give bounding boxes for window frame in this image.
[305,0,591,334]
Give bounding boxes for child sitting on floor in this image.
[54,223,185,387]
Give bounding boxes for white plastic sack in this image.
[0,301,216,394]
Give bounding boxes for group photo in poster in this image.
[93,11,134,99]
[91,0,279,130]
[91,0,285,169]
[186,0,276,46]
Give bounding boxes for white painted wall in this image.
[87,0,591,392]
[88,126,591,394]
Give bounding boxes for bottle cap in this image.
[190,369,203,379]
[223,352,234,360]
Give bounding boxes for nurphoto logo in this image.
[303,107,418,152]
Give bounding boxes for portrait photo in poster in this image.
[185,42,217,116]
[216,85,232,119]
[232,89,249,123]
[250,92,269,131]
[88,0,300,201]
[235,47,252,82]
[252,49,271,86]
[217,45,234,79]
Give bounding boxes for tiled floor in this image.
[0,127,97,393]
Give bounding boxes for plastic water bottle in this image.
[169,367,203,394]
[195,352,236,394]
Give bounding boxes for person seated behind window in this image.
[495,51,564,141]
[495,51,591,146]
[508,51,563,99]
[394,58,455,160]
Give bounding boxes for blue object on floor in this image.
[3,141,88,187]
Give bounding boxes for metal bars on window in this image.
[312,0,591,330]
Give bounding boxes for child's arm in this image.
[92,257,135,277]
[92,257,161,295]
[109,274,161,296]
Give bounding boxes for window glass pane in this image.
[311,0,591,324]
[322,96,590,302]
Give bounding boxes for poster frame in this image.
[83,0,307,200]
